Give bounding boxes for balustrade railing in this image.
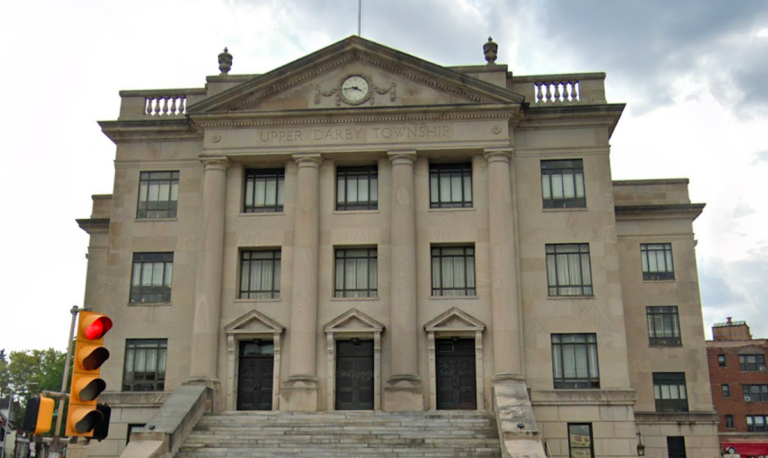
[510,73,606,106]
[118,88,207,120]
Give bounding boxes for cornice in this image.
[519,103,626,137]
[76,218,110,234]
[614,203,705,221]
[635,411,720,424]
[99,119,200,144]
[530,389,636,406]
[191,103,521,130]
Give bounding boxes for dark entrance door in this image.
[436,338,477,410]
[335,340,374,410]
[667,436,687,458]
[237,341,274,411]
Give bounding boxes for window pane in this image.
[358,176,369,202]
[255,180,266,206]
[430,175,439,203]
[370,177,378,203]
[563,173,575,198]
[575,173,585,198]
[542,175,551,199]
[347,176,358,202]
[265,178,277,205]
[551,175,564,199]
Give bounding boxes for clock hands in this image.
[344,86,363,92]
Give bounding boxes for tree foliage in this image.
[0,347,71,425]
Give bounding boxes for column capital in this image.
[200,156,230,171]
[387,150,417,166]
[293,153,323,168]
[483,148,513,164]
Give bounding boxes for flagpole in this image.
[358,0,362,36]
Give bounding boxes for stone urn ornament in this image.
[218,47,233,75]
[484,37,498,64]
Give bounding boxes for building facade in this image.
[75,36,719,458]
[707,318,768,457]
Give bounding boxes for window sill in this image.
[547,295,595,300]
[333,210,379,215]
[429,295,479,300]
[135,218,178,222]
[331,296,379,301]
[542,207,588,212]
[234,298,281,303]
[428,207,475,213]
[128,302,172,306]
[239,212,285,217]
[648,344,683,348]
[642,279,677,283]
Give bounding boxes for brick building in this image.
[707,318,768,456]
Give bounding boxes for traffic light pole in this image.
[48,306,80,458]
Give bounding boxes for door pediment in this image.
[324,309,385,335]
[188,36,524,118]
[225,310,285,336]
[424,307,486,333]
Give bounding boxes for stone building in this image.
[74,36,720,458]
[707,318,768,456]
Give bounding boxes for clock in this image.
[340,75,372,105]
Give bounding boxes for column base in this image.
[384,374,424,411]
[492,379,547,458]
[184,376,221,412]
[281,375,318,411]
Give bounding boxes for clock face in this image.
[340,75,371,104]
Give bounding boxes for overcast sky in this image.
[0,0,766,352]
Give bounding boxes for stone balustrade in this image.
[510,72,607,105]
[118,88,208,120]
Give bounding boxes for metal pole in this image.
[48,306,80,458]
[358,0,362,36]
[1,386,14,458]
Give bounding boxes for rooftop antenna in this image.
[358,0,362,36]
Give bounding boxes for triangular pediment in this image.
[188,36,524,116]
[324,308,385,334]
[424,307,485,333]
[225,310,284,335]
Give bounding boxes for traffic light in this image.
[66,311,113,438]
[22,394,55,435]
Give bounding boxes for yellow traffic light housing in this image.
[22,394,55,435]
[65,311,113,438]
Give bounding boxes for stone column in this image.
[189,157,230,399]
[484,148,523,379]
[282,153,323,411]
[384,150,423,411]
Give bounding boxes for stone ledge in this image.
[635,411,719,424]
[531,389,636,405]
[100,391,169,408]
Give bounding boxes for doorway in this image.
[335,339,374,410]
[435,338,477,410]
[236,340,274,410]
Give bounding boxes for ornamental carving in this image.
[314,73,396,106]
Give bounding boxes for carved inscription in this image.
[252,123,452,145]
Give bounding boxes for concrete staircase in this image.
[176,411,502,458]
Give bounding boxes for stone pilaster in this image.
[282,153,323,411]
[188,156,230,405]
[484,148,523,379]
[384,150,423,411]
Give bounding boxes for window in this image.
[137,171,179,219]
[336,166,378,211]
[127,424,145,444]
[130,253,173,303]
[244,168,285,213]
[430,246,476,296]
[567,424,594,458]
[545,244,593,296]
[239,250,281,299]
[641,243,675,281]
[718,354,727,368]
[743,385,768,402]
[722,384,730,398]
[334,248,378,298]
[541,159,586,209]
[653,372,688,412]
[747,415,768,432]
[123,339,167,392]
[552,334,600,389]
[725,415,734,429]
[429,163,473,208]
[646,306,681,346]
[739,354,766,371]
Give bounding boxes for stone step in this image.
[182,439,499,448]
[177,450,500,457]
